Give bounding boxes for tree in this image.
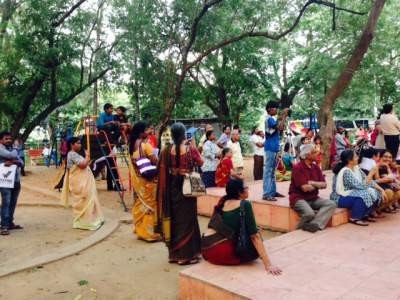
[0,0,117,140]
[318,0,386,169]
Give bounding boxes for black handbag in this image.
[235,200,259,262]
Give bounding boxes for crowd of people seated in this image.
[47,100,400,276]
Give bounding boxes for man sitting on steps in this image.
[289,144,337,233]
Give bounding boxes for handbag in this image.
[235,200,259,262]
[182,146,206,197]
[135,142,158,180]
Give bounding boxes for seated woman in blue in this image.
[330,150,385,226]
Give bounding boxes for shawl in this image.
[155,145,172,246]
[336,166,363,197]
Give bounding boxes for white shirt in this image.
[42,148,51,156]
[227,140,244,168]
[379,113,400,135]
[250,134,264,156]
[201,140,219,172]
[359,157,376,172]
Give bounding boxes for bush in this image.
[239,134,253,156]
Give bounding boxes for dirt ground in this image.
[0,158,280,300]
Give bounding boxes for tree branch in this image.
[21,67,111,140]
[52,0,88,27]
[183,0,223,60]
[185,0,366,71]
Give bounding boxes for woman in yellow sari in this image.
[130,121,161,242]
[61,137,104,230]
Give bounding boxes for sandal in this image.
[9,224,23,230]
[349,219,369,226]
[370,212,385,218]
[363,217,376,223]
[177,258,199,265]
[383,208,397,214]
[0,228,10,235]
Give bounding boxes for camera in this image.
[280,105,292,118]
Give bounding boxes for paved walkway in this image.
[0,184,121,278]
[180,212,400,300]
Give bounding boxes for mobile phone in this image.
[186,132,192,140]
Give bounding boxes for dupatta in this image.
[155,145,172,246]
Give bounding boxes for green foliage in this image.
[1,0,399,139]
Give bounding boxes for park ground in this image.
[0,158,281,300]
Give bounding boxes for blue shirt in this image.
[264,115,280,152]
[96,112,114,130]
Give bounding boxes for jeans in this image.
[293,197,337,230]
[263,150,278,197]
[0,182,21,228]
[44,155,50,167]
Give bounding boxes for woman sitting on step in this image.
[330,150,384,226]
[367,151,400,213]
[201,179,282,275]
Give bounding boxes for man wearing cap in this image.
[289,144,336,233]
[262,101,289,201]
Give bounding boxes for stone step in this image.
[197,172,349,232]
[180,213,400,299]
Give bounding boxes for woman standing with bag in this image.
[201,179,281,275]
[156,122,204,265]
[130,121,161,242]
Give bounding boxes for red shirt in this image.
[289,160,325,207]
[148,134,157,149]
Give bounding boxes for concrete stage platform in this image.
[180,213,400,299]
[197,172,349,232]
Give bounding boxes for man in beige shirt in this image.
[227,129,244,171]
[379,103,400,158]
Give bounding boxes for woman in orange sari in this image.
[130,121,161,242]
[215,148,242,187]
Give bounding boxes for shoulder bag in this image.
[182,146,206,197]
[135,142,158,180]
[235,200,259,262]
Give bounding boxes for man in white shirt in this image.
[379,103,400,158]
[250,128,265,180]
[227,129,243,172]
[217,125,231,149]
[198,124,213,153]
[42,144,51,167]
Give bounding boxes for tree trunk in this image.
[318,0,386,169]
[131,45,141,121]
[10,78,47,138]
[93,0,103,115]
[0,0,17,50]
